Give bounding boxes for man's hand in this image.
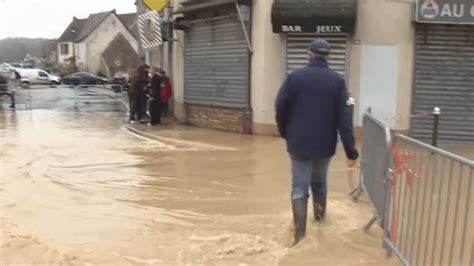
[347,159,357,168]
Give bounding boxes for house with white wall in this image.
[57,10,139,76]
[57,17,86,74]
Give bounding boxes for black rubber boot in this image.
[292,197,308,246]
[312,193,327,221]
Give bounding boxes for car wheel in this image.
[50,81,59,88]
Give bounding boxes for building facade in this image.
[410,0,474,143]
[57,10,139,76]
[139,0,473,143]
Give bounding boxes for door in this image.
[286,33,349,76]
[37,71,50,85]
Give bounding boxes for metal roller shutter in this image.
[411,25,474,143]
[184,16,250,108]
[286,33,349,76]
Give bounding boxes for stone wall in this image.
[102,33,140,78]
[186,105,252,134]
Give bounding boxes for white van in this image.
[18,69,61,87]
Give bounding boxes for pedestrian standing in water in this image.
[127,68,136,120]
[141,65,151,121]
[129,64,149,123]
[275,38,359,246]
[145,66,161,118]
[148,66,162,126]
[159,70,172,117]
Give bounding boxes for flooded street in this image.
[1,87,395,265]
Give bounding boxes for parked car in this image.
[18,68,61,87]
[0,63,14,72]
[111,70,129,92]
[23,62,34,69]
[63,72,110,86]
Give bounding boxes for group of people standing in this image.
[128,64,172,126]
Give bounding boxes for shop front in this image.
[174,0,253,134]
[271,0,357,76]
[412,0,474,143]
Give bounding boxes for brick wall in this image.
[186,104,252,134]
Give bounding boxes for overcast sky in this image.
[0,0,137,39]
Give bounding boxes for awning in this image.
[271,0,357,34]
[173,0,236,14]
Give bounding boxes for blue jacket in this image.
[275,58,359,161]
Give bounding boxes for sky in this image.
[0,0,137,39]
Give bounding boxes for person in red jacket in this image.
[159,70,172,117]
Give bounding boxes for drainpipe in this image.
[235,2,253,133]
[164,4,172,75]
[235,3,253,54]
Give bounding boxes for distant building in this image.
[57,10,139,77]
[44,40,58,66]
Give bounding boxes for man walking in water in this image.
[275,39,359,246]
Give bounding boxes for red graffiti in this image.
[389,146,425,242]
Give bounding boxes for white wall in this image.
[172,0,186,122]
[359,45,400,128]
[75,42,87,71]
[350,0,415,129]
[57,42,74,65]
[250,0,286,135]
[83,13,139,75]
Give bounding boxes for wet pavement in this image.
[1,86,402,265]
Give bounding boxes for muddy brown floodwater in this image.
[0,109,399,265]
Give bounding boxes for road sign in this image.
[138,11,162,49]
[143,0,168,12]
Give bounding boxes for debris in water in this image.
[123,256,162,265]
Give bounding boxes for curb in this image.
[124,125,236,151]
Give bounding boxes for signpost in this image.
[415,0,474,24]
[143,0,169,12]
[280,25,346,33]
[138,11,162,49]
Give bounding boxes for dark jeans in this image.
[290,157,331,200]
[150,98,162,125]
[129,93,145,121]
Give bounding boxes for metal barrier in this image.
[68,83,126,92]
[384,134,474,266]
[351,111,392,231]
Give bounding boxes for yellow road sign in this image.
[143,0,169,11]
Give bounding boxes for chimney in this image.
[73,16,77,20]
